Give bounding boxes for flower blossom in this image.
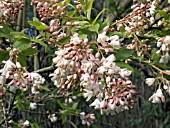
[0,60,16,78]
[30,72,45,86]
[108,35,120,49]
[97,32,108,44]
[48,114,57,122]
[23,120,30,126]
[145,78,155,86]
[30,102,37,110]
[149,89,164,103]
[119,68,132,78]
[83,89,94,101]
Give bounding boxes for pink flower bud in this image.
[16,62,22,69]
[22,83,27,88]
[9,80,15,86]
[16,82,20,86]
[161,44,166,51]
[103,26,109,32]
[73,74,77,79]
[125,26,132,33]
[95,52,100,58]
[100,100,107,109]
[161,96,165,103]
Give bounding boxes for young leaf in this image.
[88,23,100,33]
[18,53,27,67]
[38,85,51,92]
[115,48,134,60]
[13,38,32,51]
[28,17,48,31]
[115,62,134,72]
[30,123,39,128]
[21,48,39,56]
[92,8,107,25]
[86,0,94,20]
[31,39,47,52]
[10,32,29,39]
[0,51,9,63]
[157,10,169,20]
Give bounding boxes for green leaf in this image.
[115,62,134,72]
[88,23,100,33]
[79,34,87,39]
[38,85,51,92]
[78,28,94,34]
[115,48,134,60]
[158,10,169,20]
[10,32,29,39]
[155,62,169,70]
[18,53,27,67]
[22,48,39,56]
[151,48,161,62]
[0,51,9,63]
[66,0,70,4]
[103,15,110,26]
[92,8,107,25]
[13,38,32,51]
[109,31,126,37]
[15,99,29,110]
[61,115,67,123]
[78,21,90,26]
[0,30,10,38]
[1,22,14,34]
[0,22,13,38]
[57,101,68,109]
[30,123,39,128]
[31,39,47,52]
[86,0,94,20]
[28,17,48,31]
[71,102,78,109]
[57,37,70,45]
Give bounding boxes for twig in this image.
[67,120,78,128]
[33,65,54,73]
[8,92,17,115]
[1,100,8,127]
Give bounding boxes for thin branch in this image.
[33,65,54,73]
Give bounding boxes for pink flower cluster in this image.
[156,36,170,64]
[117,0,157,35]
[0,48,45,94]
[50,27,138,114]
[31,0,66,21]
[0,0,24,24]
[80,112,95,126]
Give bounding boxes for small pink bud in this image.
[125,26,132,33]
[161,96,165,103]
[52,31,58,36]
[9,80,15,86]
[54,68,60,75]
[16,62,22,69]
[16,82,20,86]
[22,83,27,88]
[104,48,110,53]
[73,74,77,79]
[100,100,107,109]
[161,44,166,51]
[103,26,109,32]
[95,52,100,58]
[90,75,95,80]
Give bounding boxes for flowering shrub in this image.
[0,0,170,127]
